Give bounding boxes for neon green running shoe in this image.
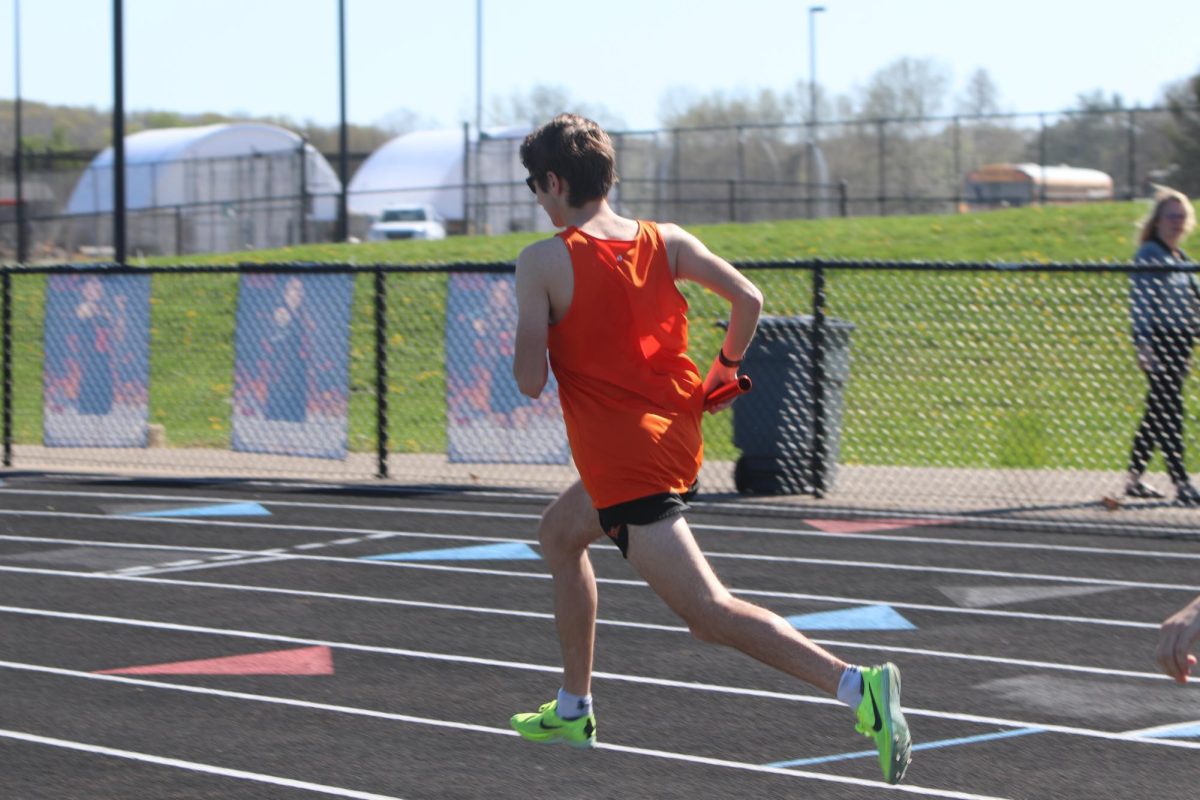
[510,700,596,749]
[855,663,912,784]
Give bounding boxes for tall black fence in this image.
[3,104,1194,260]
[2,259,1199,535]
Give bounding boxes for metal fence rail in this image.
[2,259,1199,534]
[4,104,1194,259]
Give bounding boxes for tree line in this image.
[2,58,1199,197]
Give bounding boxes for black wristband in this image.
[718,348,742,368]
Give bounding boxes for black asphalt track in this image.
[0,473,1198,799]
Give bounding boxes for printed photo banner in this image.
[231,273,354,459]
[445,273,569,464]
[43,273,151,447]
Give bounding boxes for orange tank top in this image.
[548,220,704,508]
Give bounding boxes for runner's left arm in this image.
[512,245,552,399]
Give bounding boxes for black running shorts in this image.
[596,482,699,558]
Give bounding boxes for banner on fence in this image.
[43,273,151,447]
[231,273,354,459]
[445,273,569,464]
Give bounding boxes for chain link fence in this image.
[3,106,1190,259]
[4,260,1200,534]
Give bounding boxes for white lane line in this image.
[27,475,1192,538]
[0,727,408,800]
[4,487,1200,561]
[0,562,1164,679]
[130,556,294,576]
[0,509,528,547]
[2,511,1197,592]
[0,663,1007,800]
[0,562,1172,681]
[0,602,1195,753]
[0,536,1174,629]
[108,537,367,578]
[712,551,1198,592]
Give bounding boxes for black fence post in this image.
[1127,109,1138,200]
[810,259,827,497]
[2,269,12,467]
[374,267,389,479]
[1038,114,1048,205]
[112,0,127,265]
[728,179,737,223]
[298,138,309,244]
[672,128,681,221]
[729,125,739,185]
[838,180,848,218]
[462,121,471,235]
[876,121,887,216]
[952,116,962,211]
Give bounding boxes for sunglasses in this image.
[525,176,539,194]
[1161,212,1187,222]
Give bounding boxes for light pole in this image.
[807,5,825,217]
[112,0,126,264]
[336,0,348,242]
[475,0,483,133]
[13,0,26,264]
[808,5,825,129]
[5,0,20,466]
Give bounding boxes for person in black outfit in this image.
[1125,188,1200,506]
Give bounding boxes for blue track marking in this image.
[786,604,916,631]
[1140,721,1200,738]
[363,542,541,561]
[125,502,271,518]
[766,727,1045,769]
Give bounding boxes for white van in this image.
[367,204,447,241]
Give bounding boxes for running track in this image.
[0,473,1197,799]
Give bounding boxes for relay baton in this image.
[704,374,752,411]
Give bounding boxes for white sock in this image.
[556,688,593,720]
[836,666,864,710]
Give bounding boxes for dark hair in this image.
[519,114,617,207]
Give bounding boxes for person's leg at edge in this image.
[1127,386,1156,476]
[509,481,605,747]
[625,513,911,783]
[539,480,606,701]
[1159,370,1190,486]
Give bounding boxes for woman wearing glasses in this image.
[1126,187,1200,506]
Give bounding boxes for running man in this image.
[506,113,911,784]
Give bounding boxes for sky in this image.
[2,0,1199,134]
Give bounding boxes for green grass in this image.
[5,201,1175,471]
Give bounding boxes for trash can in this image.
[731,314,854,495]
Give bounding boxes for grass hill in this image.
[169,201,1145,265]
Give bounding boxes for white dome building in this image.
[66,123,342,255]
[349,126,550,235]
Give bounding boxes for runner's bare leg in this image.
[626,514,846,694]
[538,480,606,697]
